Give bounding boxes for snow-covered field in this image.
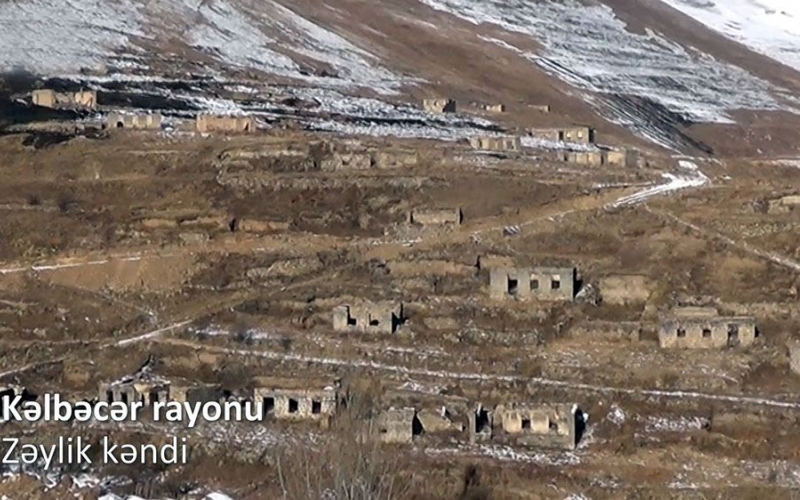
[418,0,799,148]
[609,160,709,208]
[655,0,800,73]
[0,0,407,94]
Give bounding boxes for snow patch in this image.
[655,0,800,73]
[606,404,626,426]
[420,0,798,148]
[609,160,708,207]
[646,416,709,432]
[0,0,144,73]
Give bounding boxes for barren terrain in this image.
[2,0,800,499]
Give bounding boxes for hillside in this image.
[2,0,800,156]
[3,2,800,499]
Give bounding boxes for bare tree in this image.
[272,388,413,500]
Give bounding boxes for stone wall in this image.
[606,149,639,167]
[768,195,800,214]
[489,267,576,301]
[107,112,163,130]
[529,104,551,113]
[469,136,521,152]
[529,126,594,144]
[254,385,338,423]
[483,103,505,113]
[468,406,493,444]
[169,384,226,405]
[98,381,169,406]
[568,321,642,341]
[333,302,403,334]
[196,114,255,133]
[31,89,97,109]
[493,403,577,450]
[659,315,757,348]
[566,151,604,166]
[409,208,462,226]
[423,98,457,113]
[376,407,417,443]
[789,340,800,375]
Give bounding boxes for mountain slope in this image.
[653,0,800,73]
[3,0,800,157]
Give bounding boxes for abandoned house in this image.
[788,340,800,375]
[31,89,97,109]
[98,373,170,407]
[482,103,506,113]
[529,104,551,113]
[562,149,639,168]
[374,407,421,444]
[416,407,464,434]
[528,126,595,144]
[423,98,457,114]
[489,266,577,301]
[767,195,800,214]
[605,149,640,167]
[333,301,404,334]
[409,208,462,226]
[169,382,227,405]
[492,403,578,450]
[107,112,163,130]
[196,114,255,133]
[658,309,757,349]
[253,377,340,425]
[565,151,604,167]
[468,405,493,444]
[469,136,522,152]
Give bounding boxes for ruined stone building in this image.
[492,403,577,450]
[564,151,604,167]
[529,126,594,144]
[468,405,493,444]
[333,301,404,334]
[423,98,457,114]
[169,382,227,405]
[374,407,421,444]
[489,266,577,301]
[31,89,97,110]
[469,136,522,152]
[409,208,462,226]
[196,114,255,133]
[529,104,551,113]
[107,112,163,130]
[789,340,800,375]
[605,149,640,167]
[253,377,340,425]
[561,149,639,167]
[482,103,506,113]
[767,195,800,214]
[658,308,757,349]
[416,407,464,434]
[98,373,170,407]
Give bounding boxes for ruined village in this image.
[1,78,799,500]
[3,1,800,498]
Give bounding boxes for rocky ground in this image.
[2,0,800,498]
